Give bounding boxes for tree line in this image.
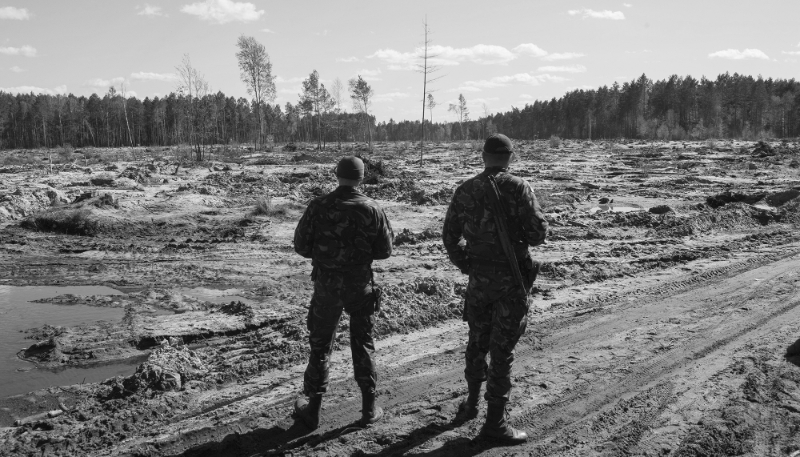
[1,70,798,151]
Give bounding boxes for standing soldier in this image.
[293,156,394,430]
[442,133,548,444]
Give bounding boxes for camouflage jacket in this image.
[442,167,548,273]
[294,185,394,271]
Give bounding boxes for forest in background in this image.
[0,71,798,151]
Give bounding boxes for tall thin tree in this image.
[236,35,276,151]
[348,75,374,151]
[416,17,443,166]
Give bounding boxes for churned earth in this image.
[1,139,800,456]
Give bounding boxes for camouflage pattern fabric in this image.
[442,166,548,404]
[294,185,393,396]
[294,186,393,271]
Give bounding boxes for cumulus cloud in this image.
[181,0,263,24]
[537,64,587,73]
[0,6,30,20]
[373,92,410,102]
[370,44,517,69]
[568,9,625,20]
[0,45,37,57]
[708,48,769,60]
[623,3,632,7]
[355,68,382,81]
[131,72,178,82]
[0,85,67,96]
[10,66,24,73]
[463,73,567,90]
[512,43,548,57]
[337,56,361,63]
[261,28,276,33]
[540,52,585,61]
[84,77,126,90]
[137,4,166,16]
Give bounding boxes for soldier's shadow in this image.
[786,337,800,368]
[359,417,513,457]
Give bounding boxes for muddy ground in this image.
[1,138,800,456]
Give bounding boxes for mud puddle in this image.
[0,285,133,397]
[180,287,255,305]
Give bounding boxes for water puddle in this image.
[181,287,255,305]
[0,285,135,398]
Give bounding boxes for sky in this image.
[1,0,798,123]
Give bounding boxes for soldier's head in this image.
[482,133,514,167]
[336,156,365,187]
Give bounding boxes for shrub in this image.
[252,195,275,216]
[23,209,100,236]
[548,135,562,148]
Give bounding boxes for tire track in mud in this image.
[138,247,800,457]
[500,253,800,456]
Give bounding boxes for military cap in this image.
[483,133,513,154]
[336,156,365,180]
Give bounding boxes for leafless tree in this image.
[176,54,210,160]
[416,17,443,166]
[236,35,276,151]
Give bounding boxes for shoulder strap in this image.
[486,175,529,296]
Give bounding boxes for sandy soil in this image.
[1,139,800,456]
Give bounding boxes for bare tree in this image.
[348,75,374,150]
[331,77,345,149]
[427,93,437,141]
[416,17,443,166]
[176,54,210,160]
[118,81,134,147]
[448,94,469,141]
[236,35,276,151]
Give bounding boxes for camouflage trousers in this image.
[303,267,378,397]
[464,266,533,405]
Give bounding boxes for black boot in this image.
[359,390,384,426]
[293,394,322,430]
[457,381,482,420]
[479,402,528,444]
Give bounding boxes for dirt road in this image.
[104,244,800,457]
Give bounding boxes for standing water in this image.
[0,285,139,398]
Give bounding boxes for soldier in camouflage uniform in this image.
[292,156,394,430]
[443,133,548,443]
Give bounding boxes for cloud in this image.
[181,0,263,24]
[568,9,625,20]
[781,51,800,56]
[137,4,166,16]
[373,92,410,102]
[0,45,37,57]
[540,52,585,61]
[371,44,517,69]
[463,73,567,89]
[537,64,587,73]
[623,3,632,7]
[0,85,67,96]
[275,76,304,84]
[513,43,548,57]
[10,66,23,73]
[0,6,30,20]
[84,77,126,90]
[261,28,276,33]
[355,68,382,81]
[337,56,361,63]
[708,48,769,60]
[131,72,178,82]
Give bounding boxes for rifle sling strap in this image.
[486,175,529,296]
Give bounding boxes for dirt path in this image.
[104,245,800,457]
